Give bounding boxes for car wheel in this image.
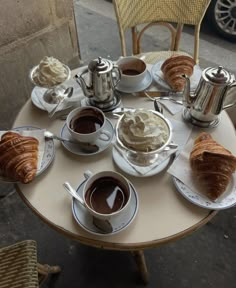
[207,0,236,42]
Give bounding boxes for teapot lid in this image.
[205,66,231,84]
[93,56,113,73]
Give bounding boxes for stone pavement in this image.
[0,1,236,287]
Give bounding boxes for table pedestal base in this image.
[132,250,149,284]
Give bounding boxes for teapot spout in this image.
[74,72,93,97]
[182,74,195,108]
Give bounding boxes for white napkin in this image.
[167,137,216,201]
[158,99,183,115]
[33,78,84,113]
[0,130,45,172]
[115,118,193,175]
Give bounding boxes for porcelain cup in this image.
[66,106,111,143]
[116,56,147,88]
[81,170,132,223]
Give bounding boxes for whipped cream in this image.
[32,56,69,87]
[118,110,169,152]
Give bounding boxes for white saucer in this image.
[31,86,74,112]
[151,60,202,92]
[60,118,114,156]
[115,70,152,93]
[0,126,55,183]
[173,175,236,210]
[72,179,139,236]
[112,147,171,177]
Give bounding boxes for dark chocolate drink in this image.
[85,177,129,214]
[122,69,140,76]
[70,108,104,134]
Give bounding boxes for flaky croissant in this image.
[161,55,195,92]
[0,131,39,183]
[190,132,236,200]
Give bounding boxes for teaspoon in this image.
[63,182,113,234]
[48,87,74,118]
[144,91,183,105]
[44,131,99,153]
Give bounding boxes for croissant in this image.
[0,131,39,183]
[190,132,236,200]
[161,55,196,92]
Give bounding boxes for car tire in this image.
[207,0,236,42]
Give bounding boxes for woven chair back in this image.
[113,0,211,62]
[113,0,210,30]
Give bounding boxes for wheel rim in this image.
[214,0,236,36]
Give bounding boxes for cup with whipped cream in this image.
[30,56,71,104]
[31,56,70,88]
[116,109,172,166]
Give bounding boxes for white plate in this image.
[60,118,114,156]
[0,126,55,183]
[172,175,236,210]
[115,70,152,93]
[72,179,139,236]
[112,147,171,177]
[31,86,74,112]
[151,60,202,92]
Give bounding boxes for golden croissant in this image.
[190,132,236,200]
[0,131,39,183]
[161,55,195,92]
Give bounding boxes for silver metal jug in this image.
[75,57,121,107]
[182,66,236,127]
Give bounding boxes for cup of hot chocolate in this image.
[66,106,111,143]
[116,56,147,88]
[81,170,132,223]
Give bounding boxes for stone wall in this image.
[0,0,80,129]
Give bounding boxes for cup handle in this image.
[111,65,121,88]
[99,130,111,142]
[84,170,93,179]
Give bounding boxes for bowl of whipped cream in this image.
[29,56,71,104]
[116,109,172,166]
[30,56,71,88]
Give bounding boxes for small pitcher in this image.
[75,57,121,106]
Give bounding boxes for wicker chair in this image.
[0,240,61,288]
[112,0,211,64]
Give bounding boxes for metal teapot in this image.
[75,57,121,107]
[182,66,236,126]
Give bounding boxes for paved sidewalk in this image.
[0,1,236,288]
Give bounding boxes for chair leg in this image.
[131,250,149,284]
[37,263,61,286]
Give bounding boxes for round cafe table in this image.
[13,74,236,282]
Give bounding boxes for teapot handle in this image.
[223,81,236,110]
[111,64,121,89]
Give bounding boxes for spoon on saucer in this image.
[44,131,99,153]
[63,182,113,234]
[48,87,74,118]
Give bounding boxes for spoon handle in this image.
[48,87,74,118]
[48,98,65,118]
[63,182,85,206]
[52,134,78,144]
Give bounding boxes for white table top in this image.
[13,69,236,250]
